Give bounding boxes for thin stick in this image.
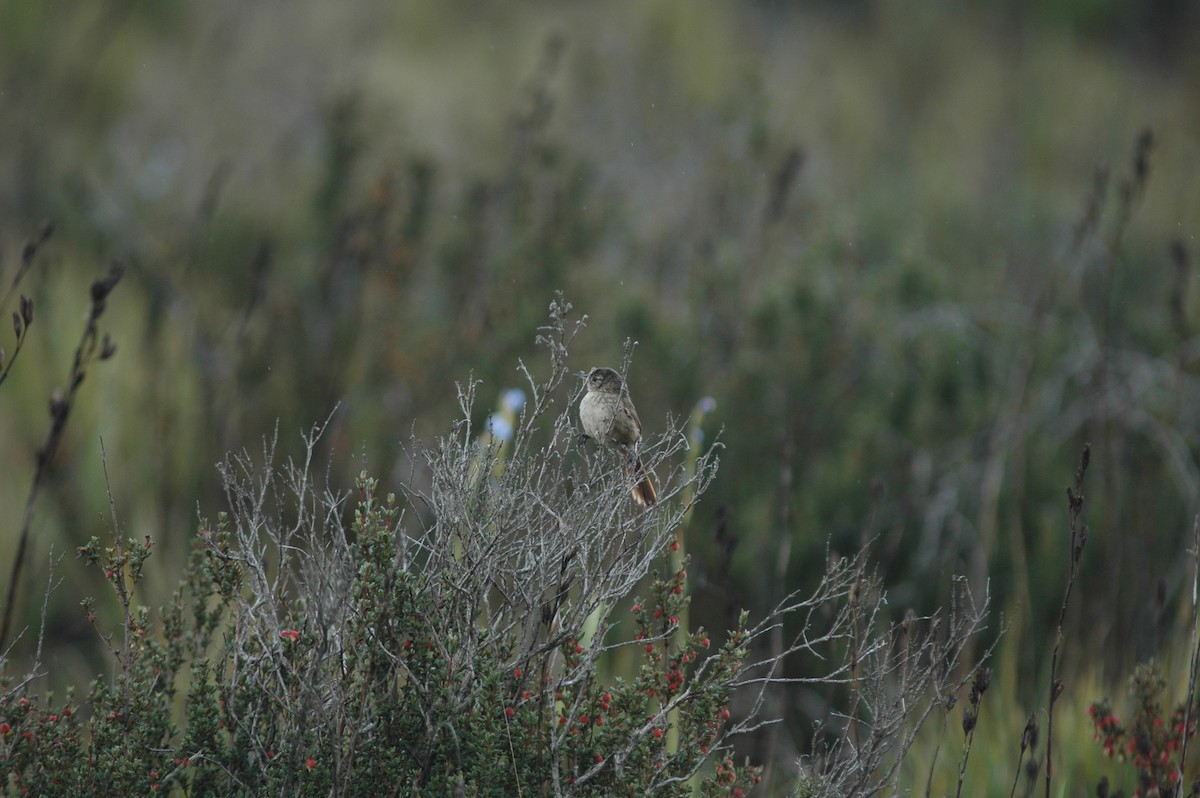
[1044,444,1090,798]
[1177,516,1200,784]
[99,436,133,704]
[1009,712,1038,798]
[0,263,123,649]
[956,667,990,798]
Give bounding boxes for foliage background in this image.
[2,0,1199,792]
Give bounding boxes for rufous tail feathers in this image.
[629,457,657,507]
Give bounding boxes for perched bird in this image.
[578,366,657,507]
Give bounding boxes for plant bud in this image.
[1021,712,1038,751]
[972,666,991,700]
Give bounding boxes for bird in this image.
[578,366,657,507]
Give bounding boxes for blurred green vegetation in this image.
[2,0,1199,791]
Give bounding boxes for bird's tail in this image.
[629,456,657,507]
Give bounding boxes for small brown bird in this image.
[579,367,658,507]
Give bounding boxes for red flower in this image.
[504,707,515,719]
[512,667,522,679]
[0,723,9,735]
[653,727,664,739]
[305,757,316,770]
[280,629,301,642]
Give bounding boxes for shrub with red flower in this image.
[1090,660,1197,795]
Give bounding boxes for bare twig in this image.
[1009,713,1039,798]
[0,219,53,311]
[1177,516,1200,784]
[0,261,124,650]
[0,551,61,710]
[99,436,133,706]
[955,666,990,797]
[1044,443,1091,798]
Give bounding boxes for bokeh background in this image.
[2,0,1199,791]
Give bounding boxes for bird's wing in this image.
[620,392,642,436]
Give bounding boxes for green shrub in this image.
[1,301,990,796]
